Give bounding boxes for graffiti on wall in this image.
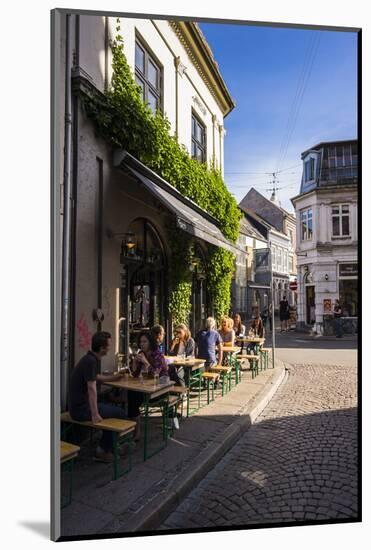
[77,314,92,350]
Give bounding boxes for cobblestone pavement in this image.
[160,363,358,529]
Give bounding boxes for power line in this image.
[275,32,321,173]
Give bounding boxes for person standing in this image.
[279,295,290,332]
[333,299,343,338]
[68,331,128,463]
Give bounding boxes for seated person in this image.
[218,316,236,365]
[128,331,168,440]
[68,331,127,463]
[168,324,195,387]
[195,317,223,369]
[150,324,165,353]
[247,316,265,353]
[169,324,195,357]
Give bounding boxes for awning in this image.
[114,151,246,257]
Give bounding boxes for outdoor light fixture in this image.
[325,273,329,281]
[125,232,136,249]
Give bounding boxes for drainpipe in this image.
[61,13,73,410]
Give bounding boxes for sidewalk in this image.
[61,359,286,538]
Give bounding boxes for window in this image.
[135,39,162,114]
[332,204,350,237]
[192,112,206,163]
[300,208,313,241]
[271,246,276,270]
[289,255,294,273]
[304,158,315,182]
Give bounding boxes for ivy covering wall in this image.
[82,24,242,325]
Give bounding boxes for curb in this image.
[126,362,287,532]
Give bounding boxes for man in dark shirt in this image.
[69,331,127,462]
[195,317,223,368]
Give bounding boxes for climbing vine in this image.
[82,22,242,326]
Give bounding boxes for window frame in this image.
[300,207,313,241]
[134,34,163,115]
[304,157,315,182]
[331,203,351,238]
[191,110,207,164]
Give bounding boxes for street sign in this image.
[289,281,298,291]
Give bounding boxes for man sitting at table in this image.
[68,331,128,463]
[195,317,223,369]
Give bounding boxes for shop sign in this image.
[339,263,357,277]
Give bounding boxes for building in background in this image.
[231,214,268,322]
[239,188,297,310]
[291,139,358,334]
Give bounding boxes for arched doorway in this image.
[119,218,167,359]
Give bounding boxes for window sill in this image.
[331,236,352,240]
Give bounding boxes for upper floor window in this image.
[332,204,350,237]
[135,39,162,114]
[304,158,315,182]
[321,143,358,181]
[192,112,206,163]
[300,208,313,241]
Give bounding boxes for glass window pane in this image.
[351,143,357,156]
[329,157,336,168]
[352,155,358,166]
[329,146,336,157]
[308,217,313,238]
[147,89,158,113]
[341,205,349,213]
[332,206,340,215]
[332,216,340,236]
[135,43,145,73]
[191,141,196,158]
[339,279,358,316]
[336,156,344,167]
[192,117,196,138]
[342,215,350,235]
[148,59,158,89]
[135,75,145,100]
[336,145,343,158]
[197,146,203,161]
[351,166,358,177]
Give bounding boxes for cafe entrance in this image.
[118,218,167,361]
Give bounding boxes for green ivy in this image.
[82,24,242,326]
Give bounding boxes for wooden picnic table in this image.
[235,337,265,344]
[105,376,174,461]
[220,345,241,353]
[164,356,206,371]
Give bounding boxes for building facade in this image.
[291,139,358,334]
[231,215,268,322]
[57,14,242,403]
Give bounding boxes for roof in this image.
[169,21,235,117]
[240,187,296,221]
[239,213,267,242]
[301,138,357,159]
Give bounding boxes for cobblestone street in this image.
[160,362,358,529]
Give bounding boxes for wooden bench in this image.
[201,372,219,404]
[210,366,232,395]
[237,354,260,379]
[60,441,80,507]
[61,412,136,480]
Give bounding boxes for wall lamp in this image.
[324,274,329,281]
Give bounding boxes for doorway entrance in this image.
[118,218,167,361]
[306,285,315,324]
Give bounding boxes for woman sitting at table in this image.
[169,324,195,358]
[233,313,246,338]
[167,324,195,388]
[128,331,168,441]
[246,316,265,354]
[218,316,235,365]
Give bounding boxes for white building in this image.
[291,139,358,334]
[55,13,241,401]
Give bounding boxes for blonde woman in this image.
[169,324,195,358]
[219,316,236,346]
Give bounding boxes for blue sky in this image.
[199,23,358,212]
